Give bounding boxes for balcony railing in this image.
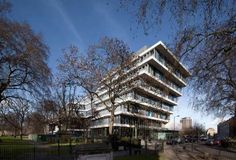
[135,48,187,83]
[154,50,186,83]
[140,66,182,94]
[132,80,178,103]
[122,92,174,113]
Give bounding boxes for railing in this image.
[140,66,182,93]
[132,80,178,103]
[0,137,76,160]
[126,92,173,112]
[153,70,182,92]
[154,50,187,83]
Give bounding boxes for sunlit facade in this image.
[79,41,190,139]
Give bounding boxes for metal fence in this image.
[0,136,165,160]
[0,142,75,160]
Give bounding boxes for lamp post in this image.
[174,115,180,131]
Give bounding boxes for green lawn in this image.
[0,136,34,159]
[0,136,167,160]
[0,136,74,159]
[0,136,31,144]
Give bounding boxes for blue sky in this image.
[10,0,225,130]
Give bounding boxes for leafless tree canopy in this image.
[181,122,206,136]
[37,99,57,125]
[54,82,80,131]
[58,37,132,135]
[121,0,236,116]
[0,99,31,139]
[0,1,51,103]
[26,111,46,134]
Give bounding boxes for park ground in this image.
[0,136,236,160]
[160,142,236,160]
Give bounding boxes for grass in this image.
[0,136,167,159]
[0,144,34,154]
[0,137,34,160]
[0,136,31,144]
[0,136,74,159]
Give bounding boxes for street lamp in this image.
[174,115,180,131]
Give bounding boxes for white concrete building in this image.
[79,41,190,138]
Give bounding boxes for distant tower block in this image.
[180,117,192,130]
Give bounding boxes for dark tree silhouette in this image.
[120,0,236,116]
[0,99,31,139]
[58,37,133,135]
[0,1,51,104]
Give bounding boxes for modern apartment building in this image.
[79,41,190,139]
[180,117,192,131]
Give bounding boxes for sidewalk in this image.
[159,144,189,160]
[159,145,179,160]
[160,144,200,160]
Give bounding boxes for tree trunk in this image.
[14,127,17,138]
[20,121,23,140]
[51,125,54,134]
[109,110,115,135]
[85,128,88,144]
[20,128,23,140]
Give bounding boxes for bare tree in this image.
[36,99,58,134]
[58,37,133,136]
[0,99,31,139]
[0,112,17,136]
[52,76,82,133]
[181,122,206,140]
[58,46,100,140]
[1,112,19,136]
[26,111,46,134]
[120,0,236,116]
[0,1,51,104]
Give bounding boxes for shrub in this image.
[221,139,229,148]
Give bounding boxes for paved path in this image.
[193,143,236,160]
[160,144,192,160]
[161,143,236,160]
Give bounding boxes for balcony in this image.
[132,80,178,105]
[139,67,182,96]
[135,48,187,86]
[121,92,174,114]
[154,50,187,84]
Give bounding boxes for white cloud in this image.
[49,0,83,46]
[92,2,130,41]
[165,119,181,130]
